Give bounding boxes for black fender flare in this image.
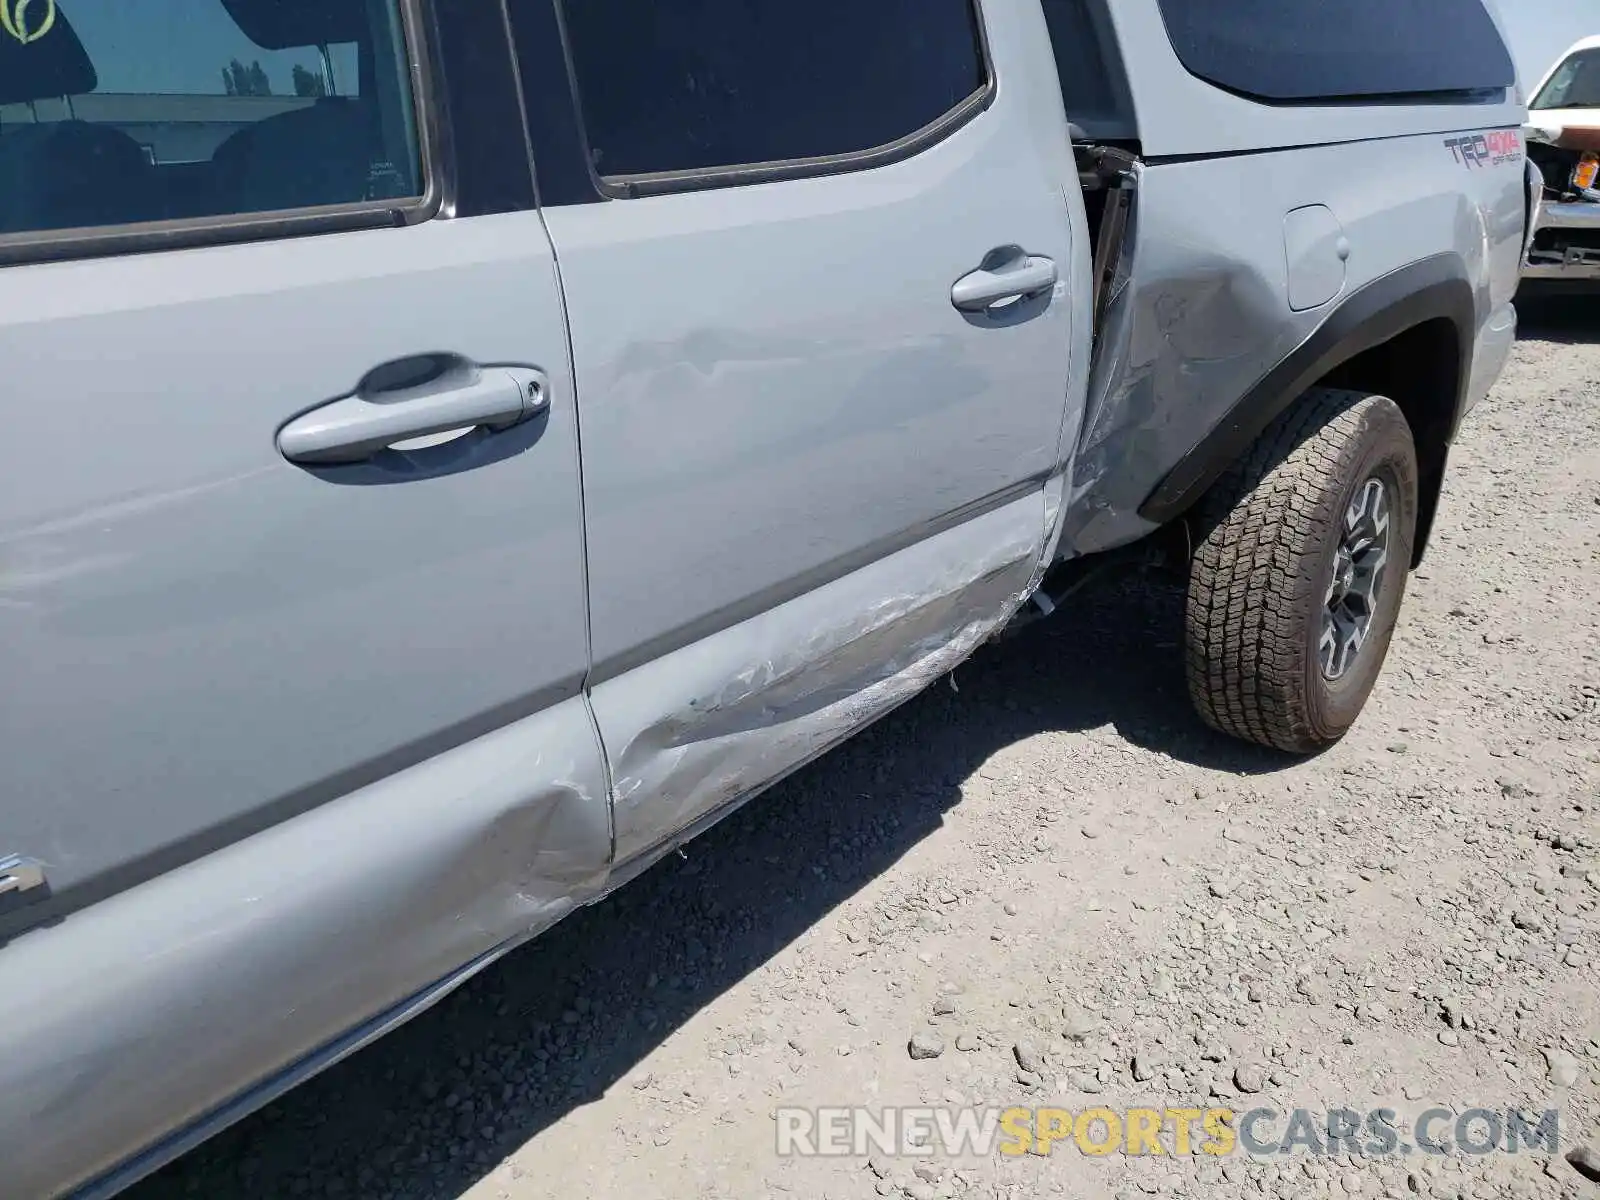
[1138,253,1477,530]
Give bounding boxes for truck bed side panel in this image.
[1063,130,1526,555]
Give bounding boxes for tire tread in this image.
[1184,388,1409,754]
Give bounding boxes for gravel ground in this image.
[131,306,1600,1200]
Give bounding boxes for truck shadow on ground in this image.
[1515,291,1600,343]
[129,571,1289,1200]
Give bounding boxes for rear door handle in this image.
[278,362,549,466]
[951,252,1058,312]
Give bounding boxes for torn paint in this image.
[593,491,1052,869]
[1064,161,1297,556]
[1059,157,1328,557]
[1060,136,1520,560]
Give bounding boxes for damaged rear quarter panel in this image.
[1064,132,1514,555]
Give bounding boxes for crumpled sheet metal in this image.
[593,489,1054,867]
[0,699,610,1200]
[1061,158,1311,557]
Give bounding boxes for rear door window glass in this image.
[1155,0,1515,104]
[0,0,421,237]
[555,0,987,181]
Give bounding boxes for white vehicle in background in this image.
[1523,35,1600,287]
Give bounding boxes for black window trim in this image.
[0,0,446,268]
[1192,78,1513,111]
[550,0,998,201]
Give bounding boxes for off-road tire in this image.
[1185,388,1420,754]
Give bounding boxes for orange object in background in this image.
[1574,151,1599,191]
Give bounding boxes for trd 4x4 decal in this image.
[1446,130,1522,168]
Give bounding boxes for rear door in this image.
[0,3,608,1191]
[506,0,1088,863]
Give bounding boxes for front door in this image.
[0,3,607,1193]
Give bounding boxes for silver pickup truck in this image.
[0,0,1526,1194]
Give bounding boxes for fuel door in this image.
[1284,204,1350,312]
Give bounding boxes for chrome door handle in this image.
[951,252,1058,313]
[278,363,549,466]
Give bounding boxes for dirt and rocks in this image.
[131,306,1600,1200]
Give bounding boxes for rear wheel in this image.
[1184,388,1419,754]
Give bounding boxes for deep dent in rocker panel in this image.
[594,492,1050,866]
